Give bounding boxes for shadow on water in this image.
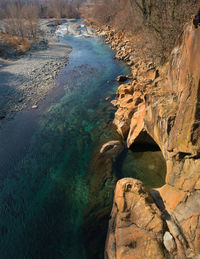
[116,133,166,188]
[0,25,168,259]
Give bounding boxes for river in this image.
[0,21,129,259]
[0,21,166,259]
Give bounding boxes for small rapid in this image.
[55,20,95,38]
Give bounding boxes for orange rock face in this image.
[105,178,167,259]
[103,21,200,259]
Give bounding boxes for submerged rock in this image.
[110,99,118,107]
[83,140,124,259]
[100,140,124,159]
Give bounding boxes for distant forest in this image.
[85,0,200,62]
[0,0,199,62]
[0,0,86,20]
[0,0,87,42]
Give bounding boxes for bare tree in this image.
[87,0,200,63]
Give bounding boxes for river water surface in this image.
[0,22,129,258]
[0,22,166,259]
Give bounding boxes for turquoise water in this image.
[120,149,166,188]
[0,33,129,258]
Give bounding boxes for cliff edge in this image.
[104,21,200,259]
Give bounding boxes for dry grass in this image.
[0,32,30,55]
[85,0,200,64]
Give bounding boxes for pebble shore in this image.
[0,19,72,119]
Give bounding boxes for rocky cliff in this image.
[94,21,200,258]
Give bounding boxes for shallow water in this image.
[0,26,129,258]
[120,149,166,188]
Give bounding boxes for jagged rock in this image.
[158,184,186,212]
[103,20,200,258]
[105,178,167,259]
[113,84,145,143]
[91,19,200,258]
[163,231,176,253]
[127,98,145,148]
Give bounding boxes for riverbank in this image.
[87,20,200,258]
[0,19,72,120]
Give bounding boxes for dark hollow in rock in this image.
[116,75,128,83]
[120,131,166,188]
[193,9,200,29]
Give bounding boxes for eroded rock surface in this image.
[102,20,200,258]
[105,178,167,259]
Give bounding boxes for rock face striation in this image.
[97,21,200,258]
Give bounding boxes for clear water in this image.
[0,32,129,258]
[120,149,166,188]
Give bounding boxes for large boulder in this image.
[105,178,167,259]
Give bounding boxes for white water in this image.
[55,20,96,38]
